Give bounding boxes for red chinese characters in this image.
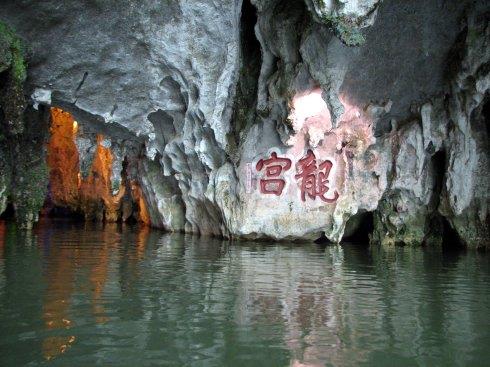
[295,149,339,203]
[256,152,292,196]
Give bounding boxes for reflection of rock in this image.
[0,0,487,247]
[38,222,156,361]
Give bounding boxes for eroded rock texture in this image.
[0,21,49,228]
[0,0,488,248]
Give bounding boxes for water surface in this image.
[0,220,488,366]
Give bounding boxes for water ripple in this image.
[0,220,488,366]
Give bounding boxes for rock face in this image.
[0,0,488,248]
[0,21,49,228]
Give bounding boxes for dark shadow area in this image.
[441,216,466,253]
[483,94,489,136]
[230,0,261,146]
[427,148,447,223]
[314,212,374,247]
[341,212,374,243]
[44,206,85,221]
[340,0,471,136]
[241,0,260,62]
[0,203,15,220]
[314,232,333,246]
[431,150,447,190]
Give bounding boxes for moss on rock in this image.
[321,14,365,46]
[0,145,11,215]
[0,21,27,82]
[0,23,49,228]
[370,193,435,247]
[12,160,48,228]
[0,21,28,136]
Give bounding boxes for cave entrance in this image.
[313,212,374,245]
[440,216,465,251]
[45,107,150,225]
[45,107,81,220]
[342,211,374,243]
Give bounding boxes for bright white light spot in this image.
[288,88,332,148]
[289,89,331,128]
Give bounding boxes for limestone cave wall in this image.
[0,0,488,249]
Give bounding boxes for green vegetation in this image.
[0,21,27,82]
[322,14,365,46]
[311,0,365,45]
[0,21,48,228]
[0,21,28,136]
[371,194,432,247]
[12,159,48,229]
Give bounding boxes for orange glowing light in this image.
[47,107,151,225]
[130,181,151,226]
[79,134,126,222]
[47,108,80,208]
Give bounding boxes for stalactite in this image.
[46,108,79,210]
[46,108,149,225]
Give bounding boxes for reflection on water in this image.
[0,219,488,366]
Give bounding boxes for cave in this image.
[240,0,260,64]
[43,107,150,225]
[0,0,483,246]
[440,216,465,251]
[342,211,374,243]
[484,94,489,137]
[0,1,488,365]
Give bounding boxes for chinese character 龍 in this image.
[295,149,339,203]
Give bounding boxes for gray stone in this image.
[0,0,487,248]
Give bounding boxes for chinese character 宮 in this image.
[295,149,339,203]
[256,152,292,196]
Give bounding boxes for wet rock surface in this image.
[0,0,488,248]
[0,21,49,228]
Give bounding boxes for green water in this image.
[0,220,488,367]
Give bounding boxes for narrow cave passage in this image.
[342,212,374,243]
[440,216,465,251]
[44,107,150,225]
[230,0,261,145]
[241,0,260,65]
[429,149,465,250]
[46,107,80,217]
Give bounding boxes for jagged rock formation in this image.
[46,107,150,223]
[371,10,490,247]
[0,0,488,248]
